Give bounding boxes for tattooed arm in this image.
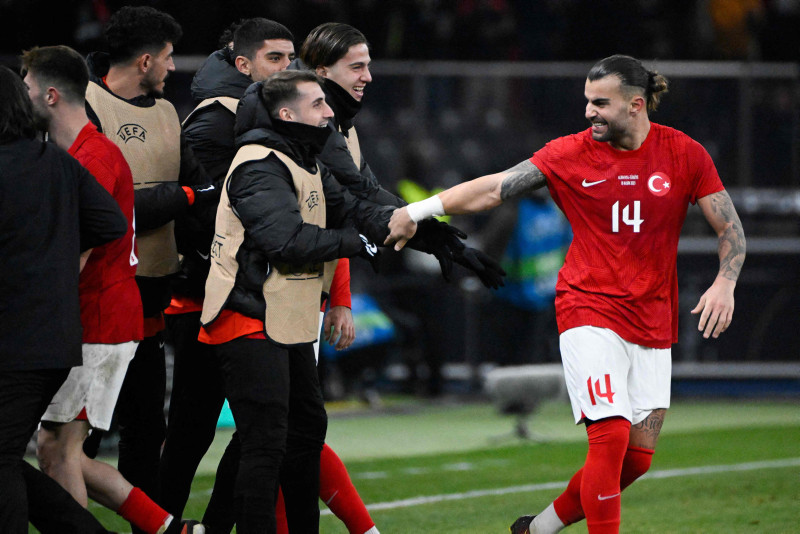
[691,190,746,338]
[384,159,548,249]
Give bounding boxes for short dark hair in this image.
[104,6,183,65]
[587,54,669,112]
[0,66,37,143]
[260,70,323,118]
[20,46,89,105]
[233,18,294,61]
[300,22,369,69]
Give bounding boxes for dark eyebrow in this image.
[589,97,610,105]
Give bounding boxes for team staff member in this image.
[22,45,202,534]
[386,55,746,534]
[0,65,125,534]
[197,70,404,533]
[83,7,216,526]
[160,19,361,531]
[299,22,506,289]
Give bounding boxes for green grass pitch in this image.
[32,398,799,533]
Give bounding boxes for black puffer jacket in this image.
[173,49,253,297]
[184,48,253,184]
[221,82,394,319]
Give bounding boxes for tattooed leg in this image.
[629,409,667,450]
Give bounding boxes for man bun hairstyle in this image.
[104,6,183,65]
[588,54,669,112]
[0,66,37,142]
[300,22,369,69]
[233,18,294,62]
[20,45,89,105]
[260,70,323,119]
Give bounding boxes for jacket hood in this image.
[190,49,253,103]
[234,82,332,169]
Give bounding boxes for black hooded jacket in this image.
[220,82,393,319]
[184,48,253,184]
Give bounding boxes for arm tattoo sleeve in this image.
[708,190,746,282]
[499,160,547,201]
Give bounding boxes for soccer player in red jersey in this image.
[22,45,200,534]
[385,54,746,534]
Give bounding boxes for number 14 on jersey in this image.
[612,201,643,233]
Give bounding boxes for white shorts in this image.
[42,341,138,430]
[560,326,670,425]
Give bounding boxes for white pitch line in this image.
[321,457,800,515]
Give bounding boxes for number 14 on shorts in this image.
[587,374,615,405]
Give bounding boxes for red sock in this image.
[620,446,654,490]
[553,445,655,526]
[116,487,171,534]
[553,467,585,525]
[319,443,375,534]
[580,418,630,534]
[276,487,288,534]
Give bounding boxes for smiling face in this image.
[242,39,295,82]
[142,42,175,97]
[318,42,371,101]
[584,74,642,147]
[282,81,334,127]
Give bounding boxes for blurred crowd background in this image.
[1,1,798,399]
[2,0,800,61]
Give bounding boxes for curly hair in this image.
[587,54,669,112]
[104,6,183,65]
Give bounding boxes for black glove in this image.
[451,245,506,289]
[357,233,381,273]
[189,183,220,208]
[408,219,469,282]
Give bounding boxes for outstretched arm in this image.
[385,159,547,250]
[692,190,746,338]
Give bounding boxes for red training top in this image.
[530,123,724,349]
[71,122,143,343]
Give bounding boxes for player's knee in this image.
[36,430,62,474]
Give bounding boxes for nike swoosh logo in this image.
[197,250,209,260]
[597,493,620,501]
[195,185,215,192]
[582,179,607,187]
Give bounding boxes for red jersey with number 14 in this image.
[530,123,724,349]
[70,122,143,343]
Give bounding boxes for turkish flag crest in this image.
[647,172,671,197]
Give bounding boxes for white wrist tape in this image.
[406,195,445,223]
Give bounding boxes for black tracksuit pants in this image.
[215,336,327,534]
[0,368,109,534]
[158,311,226,519]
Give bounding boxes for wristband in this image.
[406,195,444,223]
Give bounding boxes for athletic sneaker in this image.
[180,520,206,534]
[509,515,536,534]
